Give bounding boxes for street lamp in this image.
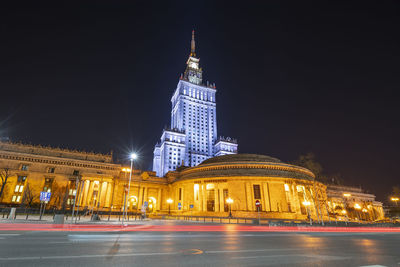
[226,197,233,218]
[122,153,138,225]
[167,198,173,215]
[302,201,312,225]
[391,197,399,206]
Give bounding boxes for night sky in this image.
[1,1,399,201]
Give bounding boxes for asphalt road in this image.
[0,226,399,267]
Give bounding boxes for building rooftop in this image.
[201,153,282,165]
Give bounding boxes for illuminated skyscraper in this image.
[153,31,238,177]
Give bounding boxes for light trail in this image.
[0,223,399,233]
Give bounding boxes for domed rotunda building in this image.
[167,154,328,220]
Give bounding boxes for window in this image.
[48,167,55,173]
[73,170,79,176]
[223,189,229,212]
[21,165,28,171]
[178,188,182,201]
[43,178,54,193]
[253,184,261,199]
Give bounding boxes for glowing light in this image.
[343,193,351,197]
[302,201,311,206]
[226,197,233,204]
[284,184,290,192]
[167,198,173,204]
[391,197,399,201]
[354,203,361,210]
[341,210,347,214]
[130,153,138,160]
[122,168,131,172]
[362,208,368,213]
[206,184,214,190]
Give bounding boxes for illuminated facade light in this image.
[354,203,361,210]
[226,197,233,204]
[343,193,351,197]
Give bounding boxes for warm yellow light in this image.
[362,208,368,213]
[354,203,361,210]
[341,210,347,214]
[302,201,311,206]
[343,193,351,197]
[226,197,233,204]
[391,197,399,201]
[122,168,131,172]
[367,205,372,209]
[167,198,173,204]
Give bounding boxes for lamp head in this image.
[130,153,138,160]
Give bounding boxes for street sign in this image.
[189,204,194,209]
[40,192,51,202]
[178,202,182,210]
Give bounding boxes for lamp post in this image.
[167,198,173,215]
[226,197,233,218]
[121,168,129,223]
[71,174,80,223]
[303,201,312,225]
[343,193,351,224]
[122,153,137,225]
[391,197,399,207]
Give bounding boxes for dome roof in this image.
[177,153,315,181]
[200,154,282,165]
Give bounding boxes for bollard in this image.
[54,214,64,224]
[8,208,16,220]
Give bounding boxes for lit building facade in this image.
[0,141,385,222]
[326,184,384,221]
[153,31,238,177]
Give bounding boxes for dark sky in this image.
[1,1,399,201]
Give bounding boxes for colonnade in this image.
[77,179,113,208]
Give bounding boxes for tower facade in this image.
[153,31,238,177]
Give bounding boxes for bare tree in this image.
[49,181,67,210]
[20,183,39,208]
[0,167,12,201]
[392,186,400,197]
[292,153,326,182]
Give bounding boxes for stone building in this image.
[152,31,238,177]
[166,154,328,221]
[326,184,384,221]
[0,141,330,221]
[1,140,384,221]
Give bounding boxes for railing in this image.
[0,206,142,222]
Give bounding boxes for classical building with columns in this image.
[0,141,333,221]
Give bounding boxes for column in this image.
[105,182,112,208]
[214,188,219,212]
[143,187,148,206]
[202,185,206,211]
[99,182,108,207]
[263,183,271,211]
[87,181,95,207]
[157,188,162,211]
[81,180,90,206]
[219,188,225,212]
[245,183,252,211]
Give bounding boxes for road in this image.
[0,223,399,266]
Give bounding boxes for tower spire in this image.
[190,30,196,57]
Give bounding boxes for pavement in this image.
[0,221,399,267]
